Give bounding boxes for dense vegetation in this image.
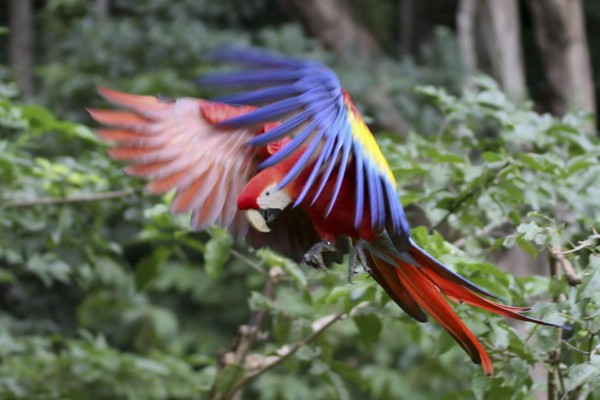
[2,1,600,399]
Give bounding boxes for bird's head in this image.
[237,171,293,233]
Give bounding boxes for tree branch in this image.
[208,267,283,400]
[1,189,137,208]
[431,162,510,232]
[229,249,267,275]
[548,227,600,287]
[554,228,600,255]
[550,246,583,286]
[452,221,505,248]
[227,311,346,397]
[547,249,568,400]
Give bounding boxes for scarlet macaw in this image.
[88,48,561,375]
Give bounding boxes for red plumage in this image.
[90,87,562,376]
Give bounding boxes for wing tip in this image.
[95,86,161,109]
[86,107,108,122]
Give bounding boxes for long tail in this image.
[367,238,563,376]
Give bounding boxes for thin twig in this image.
[230,248,266,275]
[431,162,509,232]
[561,340,589,356]
[589,344,600,360]
[556,358,566,397]
[208,267,283,400]
[227,311,346,397]
[452,221,504,248]
[547,251,566,400]
[588,333,596,362]
[550,246,583,286]
[555,229,600,255]
[1,189,137,208]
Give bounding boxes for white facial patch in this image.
[256,183,291,210]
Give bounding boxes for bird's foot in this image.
[348,239,371,283]
[302,240,337,270]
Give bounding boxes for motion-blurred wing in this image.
[197,47,410,244]
[88,88,258,239]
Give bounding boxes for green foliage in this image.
[3,1,600,396]
[4,67,600,398]
[0,80,254,398]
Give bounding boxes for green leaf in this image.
[204,227,233,279]
[135,247,171,290]
[324,277,373,305]
[258,248,307,288]
[471,375,489,400]
[353,314,382,347]
[482,152,504,163]
[565,357,600,392]
[425,148,466,164]
[516,221,543,241]
[296,345,320,361]
[580,256,600,299]
[325,370,350,400]
[214,364,245,395]
[517,237,538,258]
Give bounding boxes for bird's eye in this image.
[265,191,270,196]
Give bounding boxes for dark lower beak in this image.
[260,208,283,224]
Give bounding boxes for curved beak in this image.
[245,208,283,233]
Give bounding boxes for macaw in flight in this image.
[88,47,563,375]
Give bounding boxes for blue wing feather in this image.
[311,134,343,205]
[196,70,302,87]
[261,115,325,169]
[326,127,353,216]
[249,109,312,147]
[214,84,300,105]
[293,126,332,207]
[310,106,347,204]
[366,166,379,227]
[354,145,365,228]
[374,174,385,228]
[197,47,411,243]
[282,126,328,193]
[219,96,306,126]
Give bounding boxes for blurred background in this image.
[1,1,600,399]
[3,0,599,128]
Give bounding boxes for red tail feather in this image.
[370,254,493,375]
[368,241,561,375]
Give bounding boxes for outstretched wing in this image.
[197,47,410,244]
[88,87,346,264]
[88,88,258,240]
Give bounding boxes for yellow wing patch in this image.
[346,105,397,185]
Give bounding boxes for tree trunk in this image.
[284,0,409,136]
[96,0,110,19]
[480,0,526,101]
[456,0,477,75]
[456,0,526,101]
[400,0,416,56]
[9,0,34,97]
[527,0,596,116]
[286,0,381,60]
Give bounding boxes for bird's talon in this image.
[363,264,372,277]
[348,239,370,282]
[302,240,337,270]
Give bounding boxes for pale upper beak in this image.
[245,208,283,233]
